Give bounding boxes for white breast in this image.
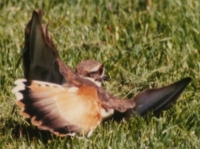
[100,108,114,119]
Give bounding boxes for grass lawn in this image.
[0,0,200,148]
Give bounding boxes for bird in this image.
[12,9,191,137]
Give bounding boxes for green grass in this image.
[0,0,200,148]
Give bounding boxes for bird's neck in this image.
[82,77,102,87]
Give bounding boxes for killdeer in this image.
[12,9,191,137]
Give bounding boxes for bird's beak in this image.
[95,75,110,82]
[102,75,110,81]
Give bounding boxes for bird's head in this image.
[75,60,109,87]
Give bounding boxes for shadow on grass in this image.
[0,116,73,145]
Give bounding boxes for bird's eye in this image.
[98,65,104,75]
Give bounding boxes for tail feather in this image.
[23,9,64,84]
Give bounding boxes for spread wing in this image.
[23,9,64,84]
[12,79,102,137]
[133,77,192,116]
[112,77,192,121]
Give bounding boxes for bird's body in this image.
[12,9,191,137]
